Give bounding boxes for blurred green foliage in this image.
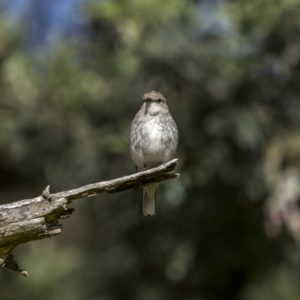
[1,1,300,299]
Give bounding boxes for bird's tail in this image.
[141,184,158,216]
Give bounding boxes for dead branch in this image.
[0,159,179,277]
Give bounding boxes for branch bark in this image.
[0,159,179,276]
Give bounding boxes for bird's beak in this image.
[144,100,151,115]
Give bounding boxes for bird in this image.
[130,90,178,216]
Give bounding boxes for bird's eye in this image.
[157,99,162,103]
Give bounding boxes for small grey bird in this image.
[130,90,178,216]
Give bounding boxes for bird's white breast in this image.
[145,119,164,154]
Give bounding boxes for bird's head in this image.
[142,90,169,115]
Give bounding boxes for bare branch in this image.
[0,159,179,276]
